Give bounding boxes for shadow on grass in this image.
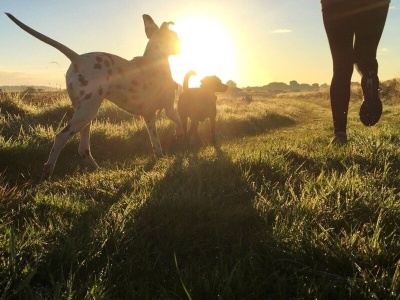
[217,112,296,139]
[2,145,396,299]
[0,158,159,299]
[101,149,275,298]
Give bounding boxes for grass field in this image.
[1,84,399,299]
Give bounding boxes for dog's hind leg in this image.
[180,114,188,135]
[188,119,200,146]
[143,114,163,157]
[177,112,189,147]
[78,122,100,171]
[43,99,103,178]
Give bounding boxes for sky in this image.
[0,0,399,88]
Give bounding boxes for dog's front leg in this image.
[165,107,184,138]
[210,117,217,145]
[143,114,163,157]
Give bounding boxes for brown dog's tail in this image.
[182,70,197,92]
[5,13,81,63]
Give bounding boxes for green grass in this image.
[1,88,399,299]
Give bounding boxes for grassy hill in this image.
[0,83,399,299]
[0,86,61,93]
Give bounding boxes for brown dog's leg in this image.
[188,120,200,146]
[210,117,217,145]
[180,114,188,135]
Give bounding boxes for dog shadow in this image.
[111,148,273,296]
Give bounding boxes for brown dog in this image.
[178,70,228,145]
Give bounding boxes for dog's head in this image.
[143,14,181,56]
[200,76,228,93]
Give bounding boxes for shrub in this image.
[380,78,400,100]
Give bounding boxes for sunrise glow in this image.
[169,15,236,88]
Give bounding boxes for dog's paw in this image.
[154,151,165,158]
[42,163,54,180]
[174,126,184,138]
[174,132,184,141]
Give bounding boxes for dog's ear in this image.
[160,21,174,31]
[143,14,159,39]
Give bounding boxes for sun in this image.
[169,15,236,88]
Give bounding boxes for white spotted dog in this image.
[6,13,183,178]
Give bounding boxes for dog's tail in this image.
[5,13,81,63]
[182,70,197,92]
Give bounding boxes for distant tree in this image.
[225,80,242,96]
[320,83,329,89]
[226,80,237,89]
[299,83,312,90]
[380,78,400,99]
[289,80,299,87]
[266,82,289,91]
[23,86,37,94]
[311,83,319,91]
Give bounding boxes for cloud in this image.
[0,69,34,85]
[270,29,292,34]
[378,48,389,55]
[0,67,64,87]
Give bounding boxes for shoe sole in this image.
[359,99,382,126]
[359,75,382,127]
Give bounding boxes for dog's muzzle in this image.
[173,39,181,55]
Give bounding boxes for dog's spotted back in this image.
[6,13,183,178]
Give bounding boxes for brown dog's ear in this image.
[160,21,174,31]
[143,14,159,39]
